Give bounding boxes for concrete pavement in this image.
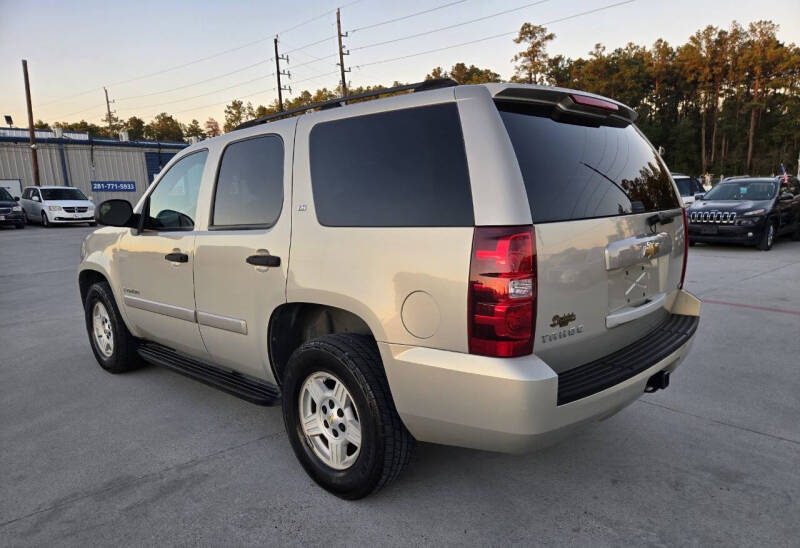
[1,224,798,546]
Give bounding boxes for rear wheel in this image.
[41,211,50,227]
[84,281,144,373]
[282,334,414,499]
[758,221,776,251]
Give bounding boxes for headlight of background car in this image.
[12,205,22,211]
[48,205,62,211]
[743,209,766,216]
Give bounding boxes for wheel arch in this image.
[268,302,376,385]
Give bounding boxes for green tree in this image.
[511,23,555,84]
[425,63,500,84]
[123,116,145,140]
[184,119,204,139]
[144,113,184,142]
[33,120,50,129]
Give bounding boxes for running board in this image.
[138,342,280,406]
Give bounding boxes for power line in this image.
[34,3,358,109]
[350,0,467,33]
[351,0,551,52]
[355,0,636,68]
[116,60,270,102]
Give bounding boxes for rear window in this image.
[499,107,680,223]
[674,177,692,197]
[309,103,473,227]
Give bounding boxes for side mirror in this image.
[694,193,705,200]
[14,196,20,202]
[779,192,794,201]
[96,199,135,227]
[32,195,40,202]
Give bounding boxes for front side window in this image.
[41,188,87,201]
[309,103,474,227]
[0,188,13,201]
[212,135,284,227]
[145,150,208,230]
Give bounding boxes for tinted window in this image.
[212,135,284,227]
[499,108,680,223]
[674,177,692,197]
[145,150,208,230]
[309,103,473,227]
[41,188,87,201]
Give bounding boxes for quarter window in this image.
[145,150,208,230]
[309,103,474,227]
[212,135,284,227]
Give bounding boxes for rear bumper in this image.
[381,289,700,453]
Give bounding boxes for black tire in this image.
[83,281,144,373]
[757,221,776,251]
[15,223,24,229]
[791,223,800,241]
[41,211,50,227]
[282,334,414,499]
[688,240,696,247]
[89,222,97,227]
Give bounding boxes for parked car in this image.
[20,185,96,227]
[671,173,705,206]
[0,187,25,229]
[79,80,700,499]
[687,176,800,250]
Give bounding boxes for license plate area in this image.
[701,226,718,235]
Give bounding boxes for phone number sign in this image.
[91,181,136,192]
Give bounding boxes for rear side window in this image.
[212,135,284,227]
[309,103,473,227]
[499,107,680,223]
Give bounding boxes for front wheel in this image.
[757,221,776,251]
[282,334,414,499]
[83,281,144,373]
[41,211,50,227]
[15,223,24,229]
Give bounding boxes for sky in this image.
[1,0,798,129]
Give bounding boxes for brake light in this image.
[680,208,689,288]
[468,226,536,357]
[569,94,619,112]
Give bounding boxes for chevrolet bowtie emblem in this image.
[643,241,660,259]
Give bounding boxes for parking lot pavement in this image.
[1,225,799,547]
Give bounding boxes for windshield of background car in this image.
[0,188,13,201]
[703,181,777,201]
[498,106,680,223]
[674,177,692,196]
[41,188,87,201]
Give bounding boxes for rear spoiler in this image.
[494,87,637,128]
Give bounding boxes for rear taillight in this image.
[569,93,619,112]
[680,208,688,288]
[468,226,536,357]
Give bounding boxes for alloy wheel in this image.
[92,301,114,358]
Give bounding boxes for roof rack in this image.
[235,78,459,130]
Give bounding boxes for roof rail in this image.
[235,78,459,130]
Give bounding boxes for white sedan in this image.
[20,186,96,227]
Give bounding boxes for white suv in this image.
[21,185,95,227]
[78,80,700,499]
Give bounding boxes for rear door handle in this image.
[165,252,189,263]
[246,254,280,267]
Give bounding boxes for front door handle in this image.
[246,254,280,267]
[165,252,189,263]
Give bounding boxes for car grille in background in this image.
[689,211,736,223]
[0,208,10,214]
[556,314,699,405]
[62,207,88,213]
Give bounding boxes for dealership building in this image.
[0,127,188,204]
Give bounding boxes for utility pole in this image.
[22,59,41,187]
[336,8,350,98]
[103,87,116,130]
[273,37,291,112]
